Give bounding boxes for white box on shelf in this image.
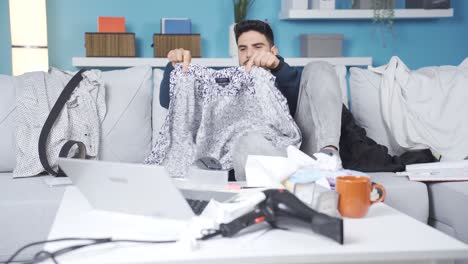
[282,0,308,10]
[310,0,335,10]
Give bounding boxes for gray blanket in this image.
[145,64,301,178]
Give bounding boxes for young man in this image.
[159,20,343,180]
[161,20,437,179]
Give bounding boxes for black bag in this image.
[38,69,89,177]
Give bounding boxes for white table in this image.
[43,186,468,264]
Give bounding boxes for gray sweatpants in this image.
[232,61,343,181]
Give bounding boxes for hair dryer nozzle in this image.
[311,212,344,244]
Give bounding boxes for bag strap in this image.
[38,69,88,177]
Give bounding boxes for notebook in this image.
[403,160,468,182]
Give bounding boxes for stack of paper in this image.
[403,160,468,182]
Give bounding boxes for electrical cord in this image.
[6,229,224,264]
[5,237,179,264]
[26,240,113,264]
[5,238,107,264]
[199,229,222,240]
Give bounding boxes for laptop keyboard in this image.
[186,199,209,215]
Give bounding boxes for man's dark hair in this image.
[234,20,274,46]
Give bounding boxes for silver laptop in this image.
[57,158,236,220]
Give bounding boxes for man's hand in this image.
[167,48,191,72]
[245,50,280,72]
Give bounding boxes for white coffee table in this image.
[41,186,468,264]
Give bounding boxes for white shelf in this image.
[72,57,372,67]
[280,8,454,20]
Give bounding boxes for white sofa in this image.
[0,65,466,262]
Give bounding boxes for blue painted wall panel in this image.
[0,0,12,75]
[0,0,467,75]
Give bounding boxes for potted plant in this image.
[230,0,256,57]
[352,0,395,47]
[234,0,256,23]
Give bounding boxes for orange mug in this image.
[336,175,386,218]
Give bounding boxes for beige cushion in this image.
[99,66,153,163]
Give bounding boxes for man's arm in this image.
[159,62,173,109]
[271,56,302,116]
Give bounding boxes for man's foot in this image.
[312,146,343,171]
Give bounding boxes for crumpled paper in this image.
[245,146,369,217]
[246,145,365,188]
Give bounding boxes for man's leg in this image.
[232,61,342,180]
[232,132,287,181]
[294,61,343,156]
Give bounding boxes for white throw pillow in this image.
[0,75,16,172]
[100,66,153,163]
[152,68,168,147]
[349,67,405,156]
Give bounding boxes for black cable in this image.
[199,229,222,240]
[6,237,179,264]
[27,240,113,264]
[32,251,58,264]
[111,239,179,243]
[7,230,222,264]
[33,238,180,264]
[5,237,110,264]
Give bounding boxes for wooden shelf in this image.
[279,8,454,20]
[72,57,372,67]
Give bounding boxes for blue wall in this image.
[1,0,467,75]
[0,0,12,75]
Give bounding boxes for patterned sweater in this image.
[145,64,301,177]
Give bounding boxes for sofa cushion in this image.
[0,75,16,172]
[369,172,429,223]
[427,181,468,244]
[0,173,65,261]
[3,66,153,174]
[152,68,168,147]
[100,66,153,163]
[349,67,405,156]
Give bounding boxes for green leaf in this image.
[233,0,255,23]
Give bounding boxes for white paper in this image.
[245,155,297,187]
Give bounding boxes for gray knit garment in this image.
[145,64,301,178]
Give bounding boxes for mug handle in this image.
[370,182,386,204]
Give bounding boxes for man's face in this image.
[237,30,277,66]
